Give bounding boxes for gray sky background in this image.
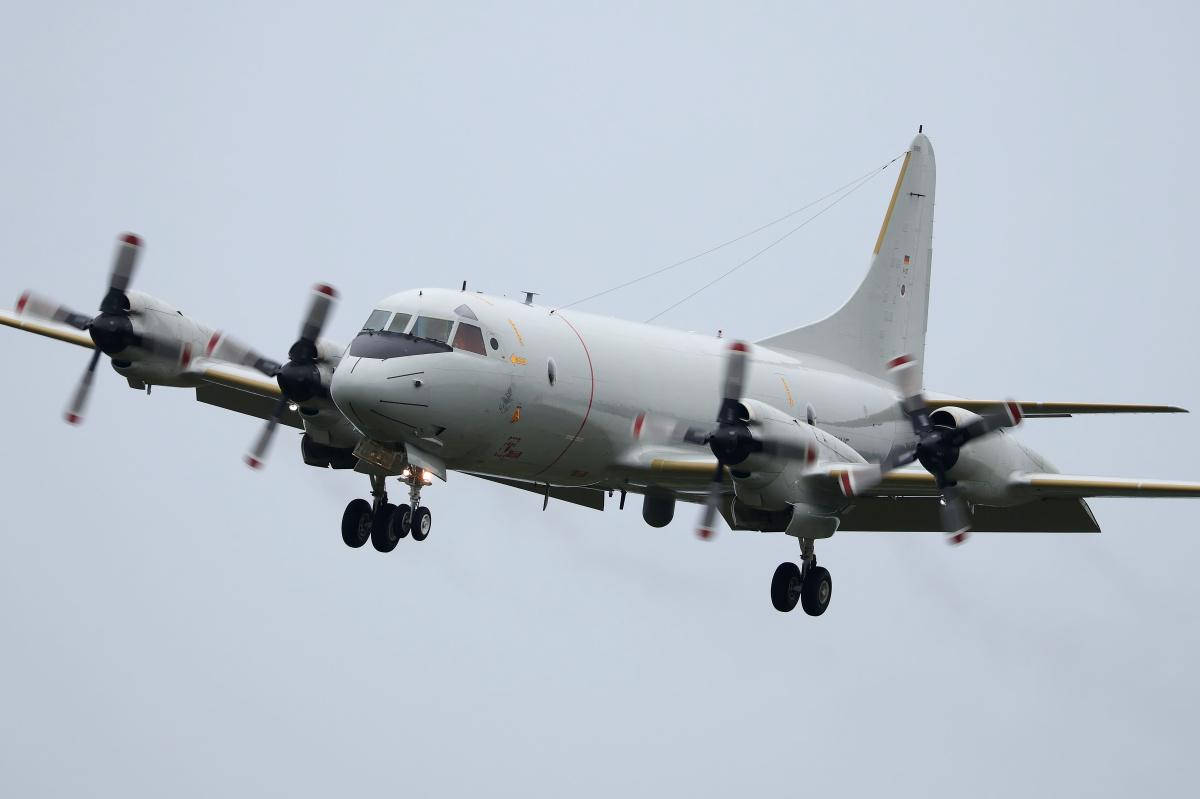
[2,1,1198,795]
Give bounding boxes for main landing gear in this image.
[340,469,433,552]
[771,537,832,616]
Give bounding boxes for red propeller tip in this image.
[697,527,713,539]
[244,456,264,469]
[120,233,142,247]
[947,529,971,545]
[729,342,749,353]
[314,283,338,298]
[64,413,82,425]
[180,345,192,370]
[206,333,221,357]
[886,355,914,370]
[16,291,29,315]
[1006,400,1022,425]
[839,472,855,497]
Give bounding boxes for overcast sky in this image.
[2,1,1199,796]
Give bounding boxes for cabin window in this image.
[362,309,390,331]
[385,313,413,333]
[453,304,478,321]
[452,323,487,356]
[412,316,454,344]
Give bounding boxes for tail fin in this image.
[757,132,936,382]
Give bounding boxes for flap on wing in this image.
[1011,473,1200,499]
[198,362,282,399]
[838,496,1100,532]
[195,382,302,429]
[924,394,1187,417]
[464,472,606,511]
[0,309,94,349]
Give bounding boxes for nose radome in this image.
[331,356,434,441]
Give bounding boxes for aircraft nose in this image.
[331,355,434,441]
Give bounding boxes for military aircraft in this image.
[5,131,1199,617]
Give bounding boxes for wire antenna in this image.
[554,153,904,314]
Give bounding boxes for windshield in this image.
[362,309,390,331]
[412,316,454,344]
[385,313,412,333]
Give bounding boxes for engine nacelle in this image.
[105,290,218,387]
[728,399,865,513]
[933,406,1058,506]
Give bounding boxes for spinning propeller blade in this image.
[16,291,92,330]
[243,283,339,469]
[633,341,821,540]
[64,349,103,425]
[840,355,1023,544]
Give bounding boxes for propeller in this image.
[214,283,338,469]
[632,341,814,539]
[15,233,191,425]
[840,355,1022,544]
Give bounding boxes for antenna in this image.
[462,280,467,291]
[522,291,537,305]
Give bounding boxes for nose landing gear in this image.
[342,468,433,552]
[770,537,832,616]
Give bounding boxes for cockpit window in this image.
[412,316,454,344]
[362,309,391,331]
[453,304,478,321]
[452,323,487,355]
[385,313,413,333]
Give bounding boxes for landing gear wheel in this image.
[371,503,399,552]
[341,499,372,548]
[390,504,412,540]
[770,562,803,612]
[800,566,832,617]
[410,507,432,541]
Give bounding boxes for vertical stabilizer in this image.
[757,133,936,381]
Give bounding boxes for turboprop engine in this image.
[15,233,213,424]
[926,406,1056,507]
[206,284,357,467]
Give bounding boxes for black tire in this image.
[770,562,802,612]
[800,566,832,617]
[390,504,412,540]
[371,503,399,552]
[341,499,372,548]
[411,506,432,541]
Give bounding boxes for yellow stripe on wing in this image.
[199,363,282,399]
[0,310,95,349]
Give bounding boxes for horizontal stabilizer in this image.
[926,397,1187,417]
